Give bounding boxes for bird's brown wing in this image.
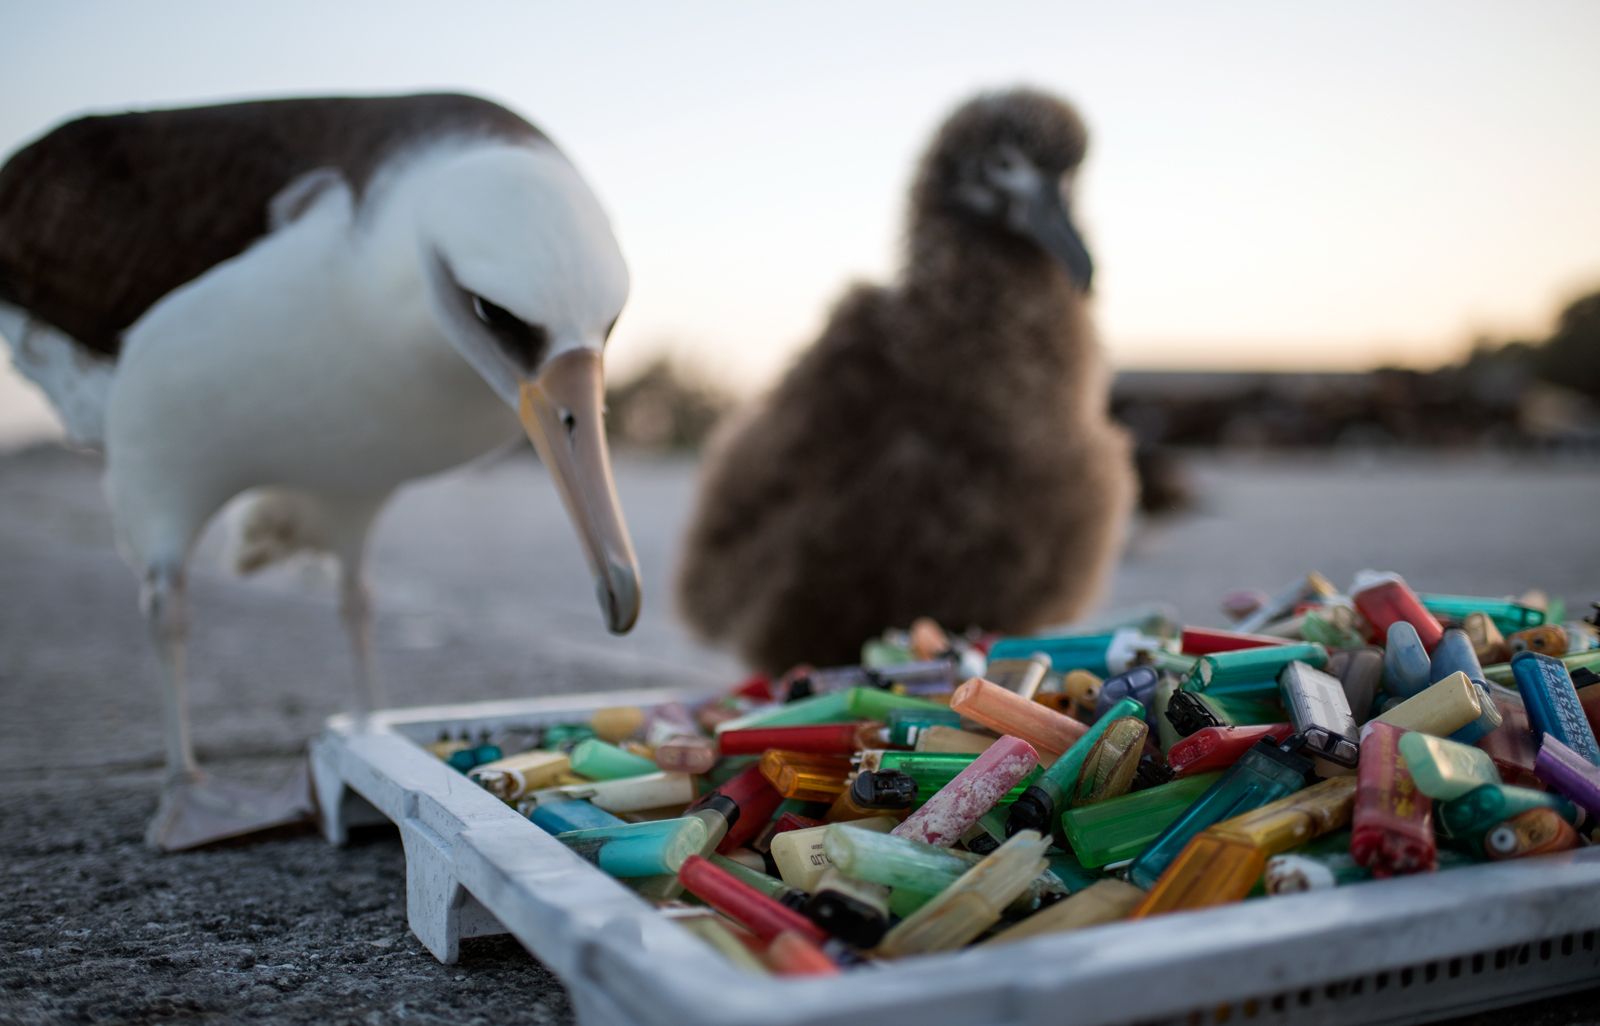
[0,93,543,357]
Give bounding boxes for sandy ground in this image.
[3,443,1600,1025]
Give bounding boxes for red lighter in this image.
[1167,723,1295,778]
[1351,572,1444,652]
[719,721,884,757]
[678,855,829,946]
[1352,721,1436,877]
[1180,627,1289,656]
[1476,696,1544,790]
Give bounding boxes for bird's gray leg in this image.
[329,496,391,727]
[140,554,317,852]
[339,559,384,723]
[143,561,200,786]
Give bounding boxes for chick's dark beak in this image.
[1023,180,1094,292]
[518,349,641,633]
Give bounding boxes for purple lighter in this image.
[1534,735,1600,821]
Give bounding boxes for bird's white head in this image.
[415,144,640,633]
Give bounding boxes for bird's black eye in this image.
[471,294,548,374]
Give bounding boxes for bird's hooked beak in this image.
[984,147,1095,291]
[1021,178,1094,292]
[518,349,641,633]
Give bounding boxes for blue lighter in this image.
[1512,651,1600,766]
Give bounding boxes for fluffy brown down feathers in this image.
[677,89,1135,673]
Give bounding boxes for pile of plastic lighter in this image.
[429,570,1600,977]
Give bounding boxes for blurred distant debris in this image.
[1112,287,1600,451]
[1535,290,1600,402]
[1132,443,1194,515]
[605,357,736,451]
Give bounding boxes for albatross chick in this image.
[678,88,1135,673]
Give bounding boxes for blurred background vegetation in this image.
[1111,287,1600,452]
[604,357,736,452]
[605,286,1600,516]
[608,286,1600,453]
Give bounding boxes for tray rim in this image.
[313,689,1600,1026]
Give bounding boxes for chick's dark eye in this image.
[469,294,548,374]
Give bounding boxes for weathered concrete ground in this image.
[3,443,1599,1025]
[2,766,569,1026]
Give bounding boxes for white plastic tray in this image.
[308,690,1600,1026]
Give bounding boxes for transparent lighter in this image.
[1278,660,1359,767]
[1130,834,1262,917]
[876,830,1050,957]
[824,823,974,891]
[822,822,1060,917]
[758,750,854,802]
[1133,775,1357,916]
[984,654,1052,700]
[885,707,963,747]
[1127,734,1313,890]
[1060,772,1222,868]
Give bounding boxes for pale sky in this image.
[2,1,1598,444]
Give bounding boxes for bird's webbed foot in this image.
[145,764,314,852]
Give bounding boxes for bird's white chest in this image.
[107,193,521,502]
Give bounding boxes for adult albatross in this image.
[0,93,640,849]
